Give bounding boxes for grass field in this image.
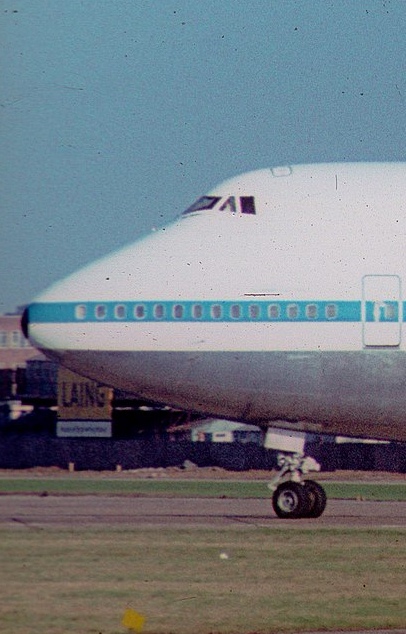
[0,477,405,500]
[0,526,405,634]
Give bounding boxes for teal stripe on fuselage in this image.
[29,300,364,323]
[28,300,405,324]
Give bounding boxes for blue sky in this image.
[1,0,406,313]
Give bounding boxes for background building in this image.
[0,312,46,411]
[0,312,41,370]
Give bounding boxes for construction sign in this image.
[57,367,113,421]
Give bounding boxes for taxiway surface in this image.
[1,495,406,529]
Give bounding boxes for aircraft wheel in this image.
[303,480,327,518]
[272,481,310,519]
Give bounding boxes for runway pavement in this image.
[1,494,406,530]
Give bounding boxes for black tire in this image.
[303,480,327,518]
[272,481,310,519]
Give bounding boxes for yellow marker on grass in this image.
[122,608,145,632]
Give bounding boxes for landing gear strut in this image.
[268,453,327,519]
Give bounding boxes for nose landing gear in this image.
[268,453,327,519]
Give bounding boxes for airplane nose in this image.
[21,306,29,340]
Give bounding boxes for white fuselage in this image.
[25,163,406,441]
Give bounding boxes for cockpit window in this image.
[240,196,256,215]
[182,195,257,216]
[182,196,221,215]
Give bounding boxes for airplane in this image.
[22,161,406,519]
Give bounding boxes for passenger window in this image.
[287,304,299,319]
[134,304,145,319]
[211,304,222,319]
[95,305,107,320]
[75,304,87,320]
[306,304,318,319]
[192,304,203,319]
[230,304,241,319]
[115,304,126,320]
[268,304,280,319]
[154,304,165,319]
[249,304,260,319]
[325,304,337,320]
[173,304,184,319]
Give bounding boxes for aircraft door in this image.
[362,275,401,347]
